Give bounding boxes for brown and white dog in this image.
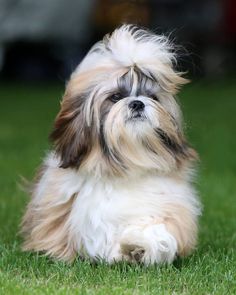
[21,25,201,264]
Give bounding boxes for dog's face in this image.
[51,25,196,177]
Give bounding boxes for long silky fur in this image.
[21,25,201,264]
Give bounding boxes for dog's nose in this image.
[128,100,145,111]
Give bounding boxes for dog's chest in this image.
[69,174,189,257]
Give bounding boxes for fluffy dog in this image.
[21,25,201,264]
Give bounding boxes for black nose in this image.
[128,100,145,111]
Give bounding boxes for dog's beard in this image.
[100,96,184,175]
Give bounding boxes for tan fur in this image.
[68,66,116,97]
[21,188,77,261]
[157,69,189,95]
[164,204,198,256]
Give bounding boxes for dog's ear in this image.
[50,86,92,169]
[155,119,198,165]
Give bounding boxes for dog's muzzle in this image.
[128,100,146,119]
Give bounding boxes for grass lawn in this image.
[0,79,235,294]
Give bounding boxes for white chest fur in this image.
[36,153,200,263]
[68,171,199,260]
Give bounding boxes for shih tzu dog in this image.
[21,25,201,264]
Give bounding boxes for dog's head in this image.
[50,25,196,177]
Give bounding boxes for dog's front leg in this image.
[120,220,177,264]
[120,204,198,264]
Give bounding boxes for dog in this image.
[21,25,201,264]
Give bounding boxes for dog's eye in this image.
[109,93,123,103]
[149,94,159,102]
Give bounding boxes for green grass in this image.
[0,79,236,294]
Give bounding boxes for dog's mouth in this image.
[127,111,147,122]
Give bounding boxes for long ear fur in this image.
[50,86,91,169]
[155,128,197,162]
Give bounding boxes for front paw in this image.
[120,224,177,264]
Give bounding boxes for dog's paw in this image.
[121,243,145,262]
[143,223,177,264]
[120,224,177,264]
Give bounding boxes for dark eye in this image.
[149,94,159,102]
[109,93,123,103]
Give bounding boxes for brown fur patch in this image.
[50,88,92,168]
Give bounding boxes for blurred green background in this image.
[0,1,236,294]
